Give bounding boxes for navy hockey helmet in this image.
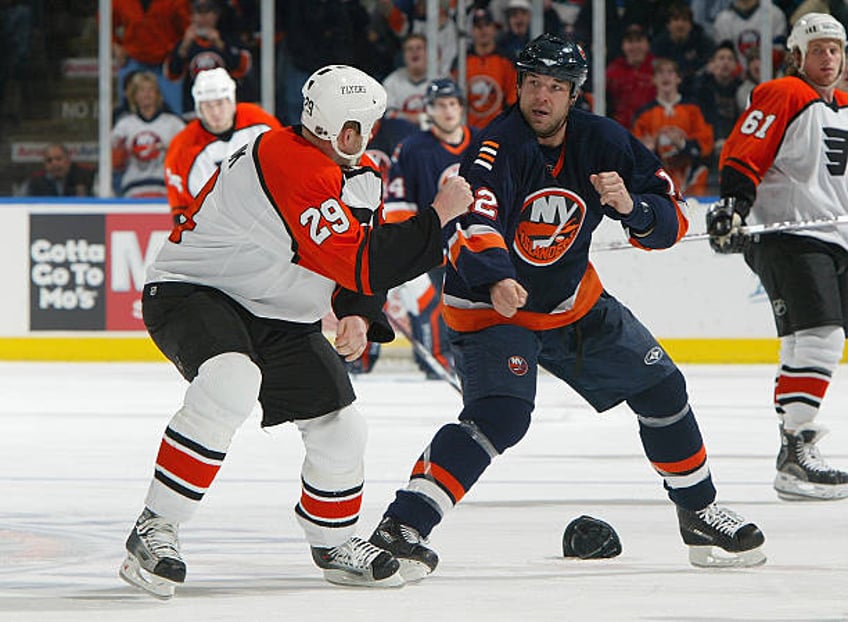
[425,78,465,107]
[515,33,589,91]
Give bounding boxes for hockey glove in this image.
[706,197,748,254]
[562,515,622,559]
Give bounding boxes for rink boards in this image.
[0,197,843,363]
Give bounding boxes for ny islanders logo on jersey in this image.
[131,131,165,162]
[514,188,586,266]
[468,75,506,122]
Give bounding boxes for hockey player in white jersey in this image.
[118,64,472,599]
[709,12,848,500]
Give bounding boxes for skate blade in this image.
[774,474,848,501]
[688,545,767,569]
[119,554,178,600]
[321,568,405,588]
[397,559,435,582]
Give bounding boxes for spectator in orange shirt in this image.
[632,57,714,196]
[462,8,517,129]
[606,23,656,130]
[113,0,191,115]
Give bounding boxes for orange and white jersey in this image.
[720,76,848,250]
[148,127,443,323]
[164,102,281,218]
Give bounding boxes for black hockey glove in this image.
[562,515,622,559]
[706,197,748,254]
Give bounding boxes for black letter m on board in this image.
[823,127,848,175]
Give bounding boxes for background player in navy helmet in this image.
[383,78,477,378]
[709,12,848,501]
[369,34,766,579]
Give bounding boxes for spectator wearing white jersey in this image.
[383,32,430,127]
[713,0,787,71]
[111,71,185,198]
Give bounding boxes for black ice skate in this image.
[676,503,766,568]
[369,516,439,581]
[119,507,186,599]
[311,536,403,587]
[774,424,848,501]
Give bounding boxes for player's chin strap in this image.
[384,313,462,394]
[592,213,848,253]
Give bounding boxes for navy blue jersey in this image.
[365,117,418,194]
[444,106,688,332]
[384,126,476,222]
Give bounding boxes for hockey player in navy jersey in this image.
[370,33,766,577]
[384,78,477,378]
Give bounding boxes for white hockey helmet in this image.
[192,67,237,116]
[787,12,846,72]
[301,65,387,162]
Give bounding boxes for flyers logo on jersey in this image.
[513,188,586,266]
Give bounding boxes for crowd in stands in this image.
[13,0,848,197]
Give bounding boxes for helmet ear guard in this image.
[301,65,387,162]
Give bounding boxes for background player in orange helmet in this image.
[164,67,280,224]
[709,12,848,501]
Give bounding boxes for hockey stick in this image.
[592,213,848,253]
[385,313,462,394]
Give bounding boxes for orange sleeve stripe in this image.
[652,445,707,474]
[417,284,436,313]
[156,441,221,489]
[482,140,499,149]
[412,460,466,503]
[447,231,508,266]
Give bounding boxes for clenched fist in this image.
[590,172,633,216]
[432,176,473,226]
[490,278,528,318]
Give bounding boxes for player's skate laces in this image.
[774,424,848,501]
[311,536,403,587]
[119,507,186,599]
[369,516,439,581]
[677,503,766,568]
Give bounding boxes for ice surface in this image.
[1,362,846,621]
